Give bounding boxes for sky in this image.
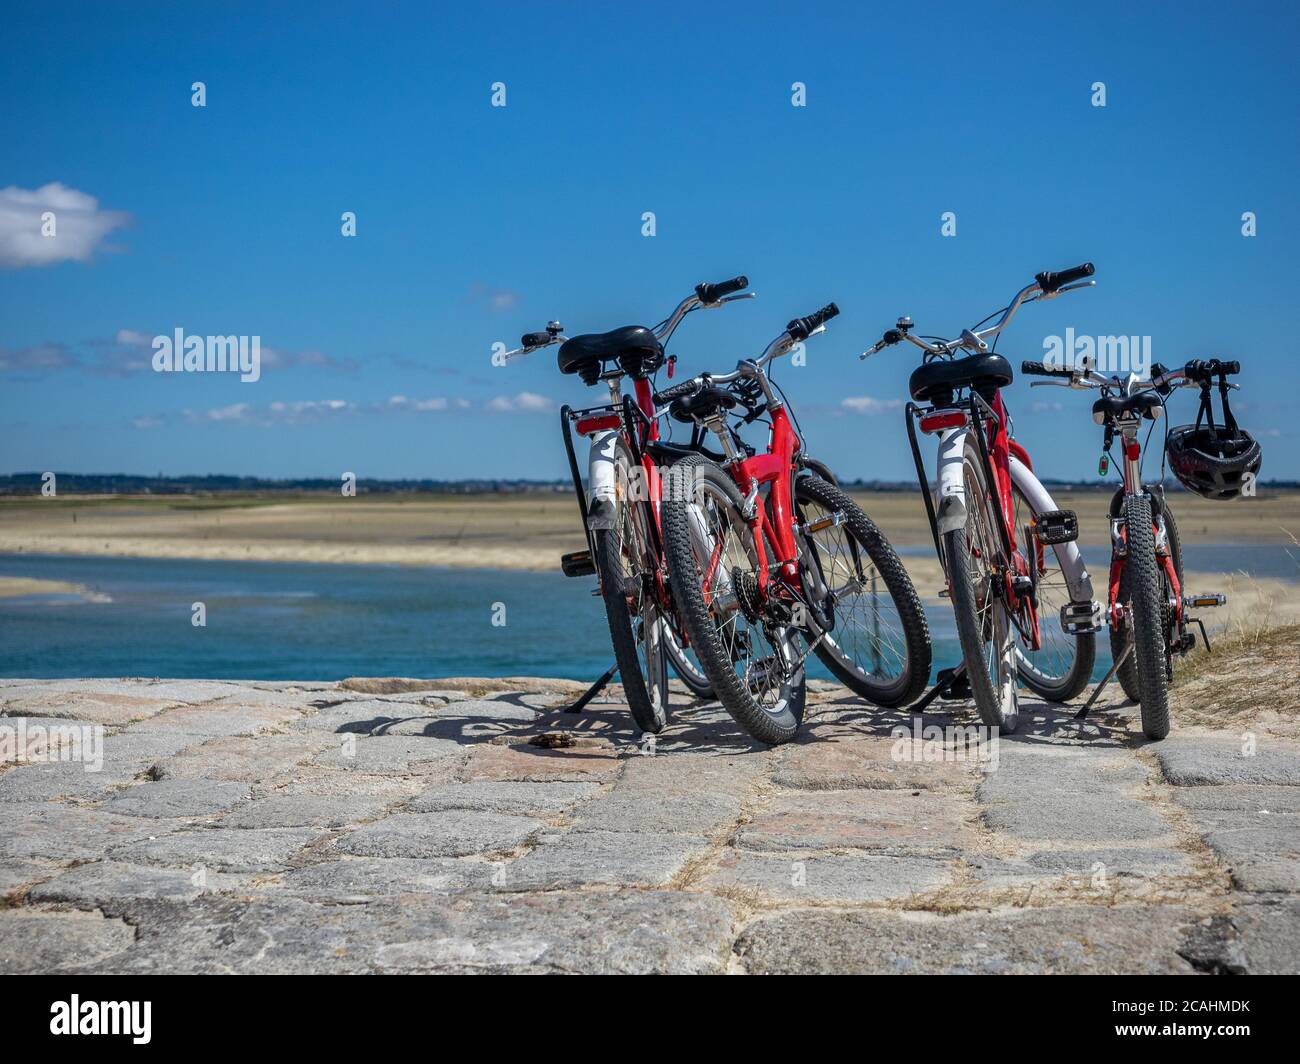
[2,0,1297,483]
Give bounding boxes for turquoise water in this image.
[0,547,1294,683]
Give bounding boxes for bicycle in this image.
[863,265,1102,731]
[1020,356,1247,739]
[502,276,753,734]
[659,303,932,745]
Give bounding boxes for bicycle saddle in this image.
[669,385,738,423]
[557,326,664,383]
[909,353,1014,403]
[1092,392,1163,423]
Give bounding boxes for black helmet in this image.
[1165,358,1261,500]
[1166,423,1261,500]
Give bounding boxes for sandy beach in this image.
[2,490,1297,571]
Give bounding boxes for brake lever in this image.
[712,292,757,306]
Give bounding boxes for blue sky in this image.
[2,0,1297,482]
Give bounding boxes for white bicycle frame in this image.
[932,422,1096,607]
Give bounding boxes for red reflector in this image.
[919,410,968,434]
[575,415,621,435]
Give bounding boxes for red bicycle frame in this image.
[725,402,801,598]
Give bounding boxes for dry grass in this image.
[1172,622,1300,736]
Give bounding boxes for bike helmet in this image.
[1166,424,1261,500]
[1165,360,1261,500]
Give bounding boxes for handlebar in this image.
[652,378,703,406]
[862,262,1097,360]
[1022,357,1242,398]
[502,275,754,362]
[1020,360,1073,379]
[695,276,749,305]
[1035,262,1094,294]
[787,303,839,343]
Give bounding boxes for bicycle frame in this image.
[724,403,801,598]
[559,375,670,605]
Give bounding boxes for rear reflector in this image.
[918,410,968,434]
[575,415,621,435]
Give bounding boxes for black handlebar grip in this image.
[652,378,703,406]
[1186,358,1242,381]
[1035,262,1095,293]
[695,276,749,304]
[787,302,840,342]
[521,332,552,348]
[1020,360,1072,378]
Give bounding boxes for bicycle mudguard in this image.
[585,429,621,531]
[1009,454,1095,605]
[934,426,969,535]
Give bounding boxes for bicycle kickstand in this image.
[910,661,967,715]
[1075,641,1133,721]
[563,663,619,714]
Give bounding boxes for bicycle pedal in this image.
[936,667,972,701]
[1183,593,1226,609]
[1060,600,1103,634]
[560,550,596,578]
[1031,509,1079,545]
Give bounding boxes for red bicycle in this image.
[1021,356,1244,738]
[863,265,1101,731]
[504,277,753,733]
[659,303,931,745]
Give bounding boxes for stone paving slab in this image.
[103,779,252,818]
[29,861,246,906]
[736,789,974,854]
[1153,736,1300,786]
[499,829,708,890]
[109,826,326,872]
[0,759,147,804]
[0,909,137,975]
[699,850,954,903]
[2,677,1297,974]
[337,810,544,859]
[734,905,1206,974]
[63,891,737,974]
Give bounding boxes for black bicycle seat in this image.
[909,353,1014,403]
[669,385,738,423]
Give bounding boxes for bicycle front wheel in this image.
[661,455,806,746]
[795,474,931,706]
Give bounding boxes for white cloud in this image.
[387,395,449,412]
[0,343,74,372]
[840,396,903,415]
[0,183,130,268]
[487,391,553,412]
[468,283,521,314]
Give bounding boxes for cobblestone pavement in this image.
[1,676,1296,974]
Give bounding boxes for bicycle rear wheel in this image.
[944,436,1020,731]
[594,440,669,734]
